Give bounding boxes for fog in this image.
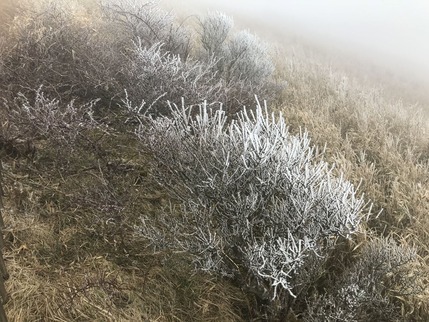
[161,0,429,104]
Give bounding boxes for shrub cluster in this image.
[0,87,99,166]
[136,100,426,320]
[198,12,276,109]
[0,2,278,113]
[0,1,427,321]
[120,41,222,115]
[0,1,119,102]
[304,239,423,322]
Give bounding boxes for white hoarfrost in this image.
[137,100,366,299]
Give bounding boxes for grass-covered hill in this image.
[0,0,428,321]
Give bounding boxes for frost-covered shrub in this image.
[225,30,274,84]
[137,100,366,317]
[199,11,233,57]
[3,89,97,143]
[198,12,274,84]
[304,238,424,322]
[0,0,192,105]
[118,10,277,114]
[1,88,98,160]
[0,1,128,103]
[122,41,222,114]
[197,12,277,109]
[102,0,191,58]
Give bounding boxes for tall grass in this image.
[277,49,429,243]
[0,0,428,321]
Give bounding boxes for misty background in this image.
[161,0,429,107]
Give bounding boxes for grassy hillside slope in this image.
[0,1,428,321]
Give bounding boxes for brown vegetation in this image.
[0,0,428,321]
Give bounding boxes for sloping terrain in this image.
[0,1,428,321]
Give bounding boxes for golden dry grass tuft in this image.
[1,0,429,320]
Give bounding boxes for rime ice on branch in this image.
[136,100,366,300]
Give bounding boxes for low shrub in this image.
[137,100,367,319]
[0,2,281,116]
[101,0,192,58]
[304,238,425,322]
[0,88,100,171]
[197,12,278,110]
[119,40,222,115]
[199,11,233,57]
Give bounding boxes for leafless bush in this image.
[304,238,424,322]
[226,30,274,85]
[116,9,277,114]
[199,11,233,57]
[0,1,280,116]
[121,40,223,115]
[1,88,98,161]
[137,100,366,319]
[101,0,191,58]
[197,12,278,109]
[0,2,125,103]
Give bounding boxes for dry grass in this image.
[1,146,246,321]
[274,46,429,318]
[1,0,429,321]
[275,46,429,236]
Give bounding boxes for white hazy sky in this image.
[161,0,429,96]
